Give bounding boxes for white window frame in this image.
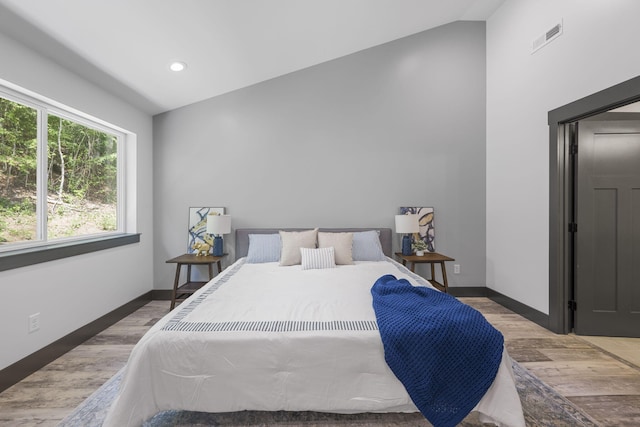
[0,80,135,263]
[43,107,126,243]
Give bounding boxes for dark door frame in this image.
[548,75,640,333]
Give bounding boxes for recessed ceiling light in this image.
[169,61,187,72]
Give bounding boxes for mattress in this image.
[103,258,524,427]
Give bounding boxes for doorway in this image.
[571,116,640,336]
[548,75,640,335]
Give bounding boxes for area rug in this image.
[59,361,600,427]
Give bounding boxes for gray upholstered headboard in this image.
[235,228,392,258]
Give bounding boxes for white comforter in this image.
[104,258,525,426]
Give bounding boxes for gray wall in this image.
[486,0,640,314]
[153,21,486,288]
[0,31,154,369]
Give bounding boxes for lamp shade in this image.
[395,214,419,234]
[206,214,231,235]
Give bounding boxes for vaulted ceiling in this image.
[0,0,505,115]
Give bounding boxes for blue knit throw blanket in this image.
[371,275,504,427]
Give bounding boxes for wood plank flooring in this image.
[0,298,639,426]
[464,298,640,426]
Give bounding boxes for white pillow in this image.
[318,232,353,265]
[279,228,318,266]
[300,247,336,270]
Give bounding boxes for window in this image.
[0,96,37,244]
[0,86,125,251]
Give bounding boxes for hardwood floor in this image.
[464,298,640,427]
[0,301,166,427]
[0,298,639,426]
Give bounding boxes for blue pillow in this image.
[352,230,386,261]
[246,234,281,263]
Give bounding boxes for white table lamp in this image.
[395,214,419,256]
[206,214,231,256]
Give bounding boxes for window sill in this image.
[0,233,141,272]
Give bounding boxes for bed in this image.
[104,228,525,427]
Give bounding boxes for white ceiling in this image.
[0,0,505,115]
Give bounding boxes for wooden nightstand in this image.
[395,252,455,293]
[166,253,227,310]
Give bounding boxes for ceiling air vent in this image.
[532,21,563,54]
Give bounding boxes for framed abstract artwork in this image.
[400,207,435,252]
[187,207,224,253]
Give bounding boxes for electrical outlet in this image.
[453,264,460,274]
[28,313,40,333]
